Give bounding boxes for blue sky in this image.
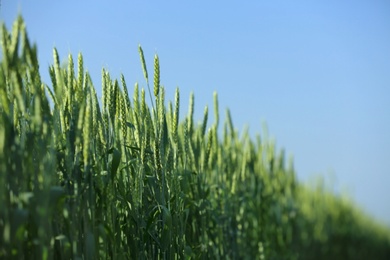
[2,1,390,225]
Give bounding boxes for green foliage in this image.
[0,16,389,259]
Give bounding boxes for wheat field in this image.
[0,16,389,259]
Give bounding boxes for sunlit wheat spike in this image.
[226,108,235,139]
[172,87,180,143]
[138,45,148,83]
[66,55,75,121]
[153,54,160,98]
[53,48,64,97]
[90,84,100,137]
[183,118,189,167]
[83,94,92,168]
[10,67,26,115]
[141,87,146,119]
[20,19,29,54]
[201,105,208,137]
[188,91,194,134]
[67,54,74,90]
[22,32,41,76]
[213,91,219,129]
[119,92,127,141]
[204,127,213,170]
[158,86,165,131]
[158,89,169,161]
[75,102,86,147]
[1,23,11,68]
[97,119,105,153]
[115,82,122,120]
[210,125,218,168]
[9,16,21,65]
[102,69,108,112]
[222,120,228,147]
[109,79,118,123]
[133,82,139,115]
[168,100,173,125]
[121,74,131,113]
[82,70,90,99]
[100,69,110,133]
[77,52,84,91]
[132,83,141,147]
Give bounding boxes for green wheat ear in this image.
[9,16,22,66]
[119,92,127,141]
[138,44,156,117]
[67,54,74,92]
[226,108,235,139]
[83,94,92,169]
[138,45,148,83]
[213,91,219,129]
[153,54,160,98]
[108,78,118,124]
[172,87,180,144]
[201,105,208,137]
[204,127,213,170]
[77,52,84,92]
[188,92,194,134]
[121,74,131,113]
[53,48,63,97]
[132,83,141,147]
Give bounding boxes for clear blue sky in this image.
[2,1,390,225]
